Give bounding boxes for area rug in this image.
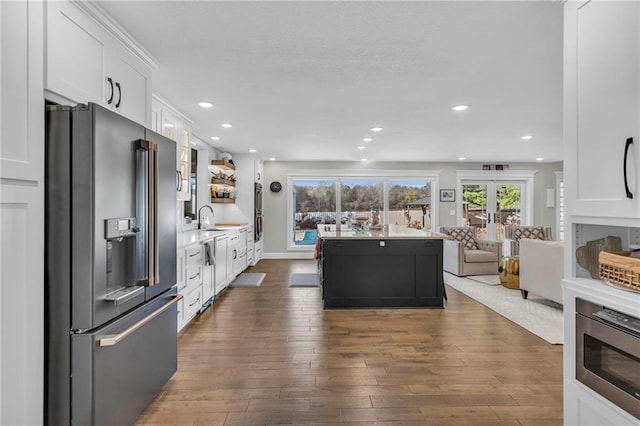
[468,275,502,285]
[444,272,563,344]
[230,272,266,287]
[288,273,319,287]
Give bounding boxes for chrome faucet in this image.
[197,205,215,230]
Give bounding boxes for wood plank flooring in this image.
[136,259,563,426]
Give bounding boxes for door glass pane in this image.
[462,184,488,240]
[292,180,336,246]
[340,180,384,228]
[389,181,432,230]
[495,184,522,242]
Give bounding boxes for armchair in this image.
[519,238,564,304]
[439,226,502,277]
[503,225,552,257]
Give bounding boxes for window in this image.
[183,148,197,221]
[389,180,432,230]
[292,180,336,246]
[287,171,438,250]
[340,180,384,227]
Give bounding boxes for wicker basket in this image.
[598,251,640,293]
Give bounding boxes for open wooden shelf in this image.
[210,178,236,188]
[210,159,235,171]
[211,198,236,204]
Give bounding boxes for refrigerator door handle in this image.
[99,295,182,347]
[137,139,160,286]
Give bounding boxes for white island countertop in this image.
[317,224,447,240]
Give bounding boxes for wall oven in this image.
[576,298,640,419]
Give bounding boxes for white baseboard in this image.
[263,252,315,259]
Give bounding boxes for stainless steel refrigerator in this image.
[45,103,179,425]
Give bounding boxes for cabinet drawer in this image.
[185,264,202,292]
[185,245,202,264]
[183,286,202,322]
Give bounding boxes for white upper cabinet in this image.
[45,0,153,126]
[254,160,264,184]
[564,0,640,221]
[1,0,44,182]
[108,42,152,126]
[152,95,192,201]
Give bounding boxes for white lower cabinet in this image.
[201,240,215,306]
[182,285,203,325]
[214,235,229,294]
[228,231,241,277]
[178,244,203,331]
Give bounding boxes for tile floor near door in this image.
[136,259,563,426]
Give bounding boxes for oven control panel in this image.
[593,308,640,335]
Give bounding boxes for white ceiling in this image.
[97,1,564,163]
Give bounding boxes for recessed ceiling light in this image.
[221,123,232,128]
[249,149,257,153]
[198,101,213,108]
[357,146,366,150]
[268,157,276,161]
[521,135,533,140]
[363,137,373,142]
[536,157,544,161]
[163,123,175,128]
[361,158,368,162]
[210,136,220,141]
[458,157,466,161]
[451,105,469,111]
[371,127,383,132]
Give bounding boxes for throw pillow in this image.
[513,227,546,241]
[447,228,479,250]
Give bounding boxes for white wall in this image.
[262,160,563,256]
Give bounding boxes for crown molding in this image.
[71,0,159,70]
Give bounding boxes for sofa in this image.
[519,238,564,304]
[439,226,502,277]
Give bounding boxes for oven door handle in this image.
[99,295,182,347]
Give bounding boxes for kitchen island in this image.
[318,225,446,308]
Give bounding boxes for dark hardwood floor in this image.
[136,259,563,425]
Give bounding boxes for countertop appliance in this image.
[45,103,179,425]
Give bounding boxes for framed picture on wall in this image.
[440,189,455,202]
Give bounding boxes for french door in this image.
[461,181,525,241]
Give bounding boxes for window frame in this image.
[287,169,440,251]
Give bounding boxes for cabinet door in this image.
[565,1,640,219]
[1,0,44,181]
[45,0,109,106]
[1,183,44,425]
[254,160,264,184]
[176,249,186,292]
[201,242,214,302]
[177,128,191,201]
[160,108,190,200]
[108,42,152,126]
[214,237,228,294]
